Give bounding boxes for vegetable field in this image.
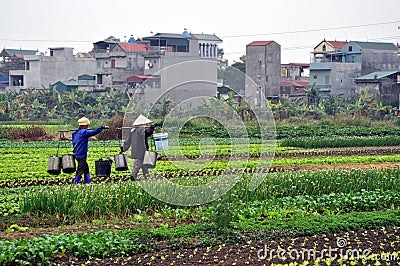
[1,122,400,265]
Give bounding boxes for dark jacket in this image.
[72,126,105,159]
[122,125,155,160]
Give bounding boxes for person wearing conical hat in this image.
[121,114,159,180]
[72,117,109,184]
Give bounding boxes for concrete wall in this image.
[330,63,362,97]
[361,49,399,75]
[9,49,97,90]
[310,62,361,97]
[144,59,217,108]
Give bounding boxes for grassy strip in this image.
[1,209,400,264]
[236,209,400,236]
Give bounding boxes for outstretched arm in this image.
[86,126,108,137]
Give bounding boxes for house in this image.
[309,40,399,98]
[311,40,347,63]
[245,41,281,106]
[355,70,400,106]
[8,47,97,91]
[139,31,223,106]
[126,75,160,91]
[95,42,151,89]
[92,36,120,53]
[52,79,79,93]
[341,41,399,75]
[0,48,38,77]
[280,63,310,99]
[51,74,96,92]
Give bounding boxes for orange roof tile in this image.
[326,41,347,49]
[247,41,273,46]
[118,43,150,52]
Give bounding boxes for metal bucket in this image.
[95,159,112,177]
[47,156,61,175]
[114,154,129,171]
[62,154,76,173]
[143,151,157,168]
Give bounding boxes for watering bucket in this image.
[153,133,168,151]
[114,154,129,171]
[47,156,61,175]
[143,151,157,168]
[61,154,76,173]
[95,159,112,177]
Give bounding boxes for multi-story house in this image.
[137,31,223,106]
[309,40,399,98]
[280,63,309,100]
[8,47,97,92]
[94,42,151,89]
[0,48,38,89]
[245,41,281,106]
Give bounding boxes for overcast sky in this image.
[2,0,399,64]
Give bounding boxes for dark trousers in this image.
[76,157,89,176]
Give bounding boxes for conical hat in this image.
[133,114,152,126]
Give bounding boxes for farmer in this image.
[121,114,158,180]
[72,117,108,184]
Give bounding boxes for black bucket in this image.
[47,156,61,175]
[114,154,129,171]
[62,154,76,173]
[95,159,112,177]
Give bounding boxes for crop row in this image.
[280,135,400,148]
[3,184,400,224]
[1,209,400,264]
[17,168,400,221]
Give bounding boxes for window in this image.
[97,61,101,68]
[325,75,330,85]
[322,45,326,52]
[348,46,352,52]
[313,75,318,79]
[25,62,30,70]
[111,60,115,68]
[97,74,103,85]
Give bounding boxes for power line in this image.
[222,20,400,38]
[223,34,400,57]
[0,38,93,43]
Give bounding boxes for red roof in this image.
[247,41,273,46]
[286,63,310,67]
[126,75,159,82]
[11,54,24,59]
[118,43,150,52]
[280,81,309,87]
[326,41,347,49]
[296,81,309,87]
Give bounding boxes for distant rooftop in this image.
[356,70,399,81]
[350,41,398,51]
[247,41,273,46]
